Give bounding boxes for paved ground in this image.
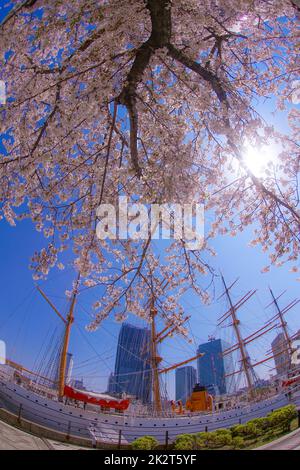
[0,418,89,450]
[0,418,49,450]
[257,428,300,450]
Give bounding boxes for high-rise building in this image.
[271,333,290,376]
[71,378,86,391]
[45,350,73,390]
[197,338,235,395]
[175,366,197,404]
[205,383,220,396]
[111,323,152,403]
[107,372,117,394]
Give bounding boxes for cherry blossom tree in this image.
[0,0,299,328]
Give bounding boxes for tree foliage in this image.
[171,405,297,450]
[131,435,158,450]
[174,433,195,450]
[267,404,297,432]
[0,1,299,327]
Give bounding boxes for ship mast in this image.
[268,288,294,356]
[265,288,300,372]
[150,303,162,413]
[37,274,80,399]
[219,280,300,393]
[221,275,255,397]
[57,283,78,398]
[148,294,204,413]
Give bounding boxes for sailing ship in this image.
[0,274,300,446]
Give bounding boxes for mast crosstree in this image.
[219,275,257,396]
[148,298,204,413]
[267,288,299,357]
[218,277,300,395]
[264,289,300,373]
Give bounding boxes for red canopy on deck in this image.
[64,385,130,410]
[282,374,300,387]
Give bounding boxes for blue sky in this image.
[0,1,299,399]
[1,199,299,398]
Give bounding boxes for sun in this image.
[241,141,279,178]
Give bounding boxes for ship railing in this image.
[0,366,60,401]
[0,366,15,383]
[2,385,295,445]
[0,396,246,445]
[290,383,300,396]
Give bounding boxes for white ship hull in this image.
[1,369,298,445]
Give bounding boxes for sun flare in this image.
[242,142,279,178]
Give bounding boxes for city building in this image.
[255,378,271,389]
[110,323,152,402]
[45,351,74,390]
[271,333,291,376]
[197,338,235,395]
[70,378,86,391]
[175,366,197,404]
[205,383,220,396]
[107,373,117,394]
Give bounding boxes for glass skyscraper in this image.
[175,366,197,404]
[271,333,291,376]
[197,338,235,395]
[110,323,152,403]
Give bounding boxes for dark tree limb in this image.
[117,1,232,177]
[167,43,228,105]
[117,0,172,177]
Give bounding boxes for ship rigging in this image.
[1,272,299,414]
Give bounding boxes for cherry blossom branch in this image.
[117,0,172,177]
[0,0,38,28]
[166,44,300,225]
